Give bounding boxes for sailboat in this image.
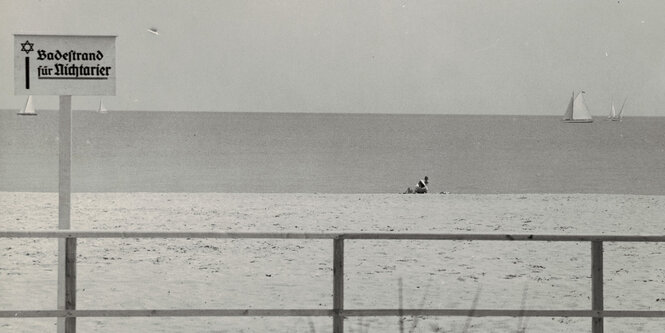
[17,95,37,116]
[608,97,627,121]
[97,99,108,114]
[562,91,593,123]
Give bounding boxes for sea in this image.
[1,110,664,194]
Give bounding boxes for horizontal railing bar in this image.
[3,309,665,318]
[0,231,337,239]
[2,231,665,242]
[342,234,665,242]
[0,309,333,318]
[344,309,665,318]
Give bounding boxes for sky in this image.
[2,0,665,116]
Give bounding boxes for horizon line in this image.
[1,109,664,118]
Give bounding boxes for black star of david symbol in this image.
[20,40,34,54]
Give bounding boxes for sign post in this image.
[58,95,74,333]
[15,34,116,333]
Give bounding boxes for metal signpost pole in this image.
[57,95,76,333]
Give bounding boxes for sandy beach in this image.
[2,192,665,332]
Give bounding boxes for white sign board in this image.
[14,34,116,96]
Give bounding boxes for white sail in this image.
[572,93,592,121]
[609,102,617,120]
[98,99,108,113]
[17,95,37,116]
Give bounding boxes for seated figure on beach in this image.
[404,176,429,194]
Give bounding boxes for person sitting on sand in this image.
[415,176,429,193]
[404,176,429,194]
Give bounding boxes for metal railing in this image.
[2,231,665,333]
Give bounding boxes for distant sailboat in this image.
[562,91,593,123]
[97,99,108,114]
[17,95,37,116]
[608,97,627,121]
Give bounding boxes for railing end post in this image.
[333,237,344,333]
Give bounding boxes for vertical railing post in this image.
[58,95,75,333]
[65,237,76,331]
[333,237,344,333]
[591,241,604,333]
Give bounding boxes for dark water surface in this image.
[2,111,664,194]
